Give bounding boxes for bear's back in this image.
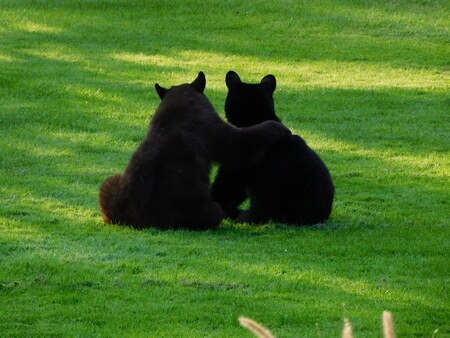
[222,72,334,224]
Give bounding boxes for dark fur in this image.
[211,71,335,225]
[99,72,291,230]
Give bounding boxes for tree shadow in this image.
[0,1,447,229]
[0,0,448,71]
[0,3,448,336]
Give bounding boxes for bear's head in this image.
[225,71,280,127]
[155,71,206,99]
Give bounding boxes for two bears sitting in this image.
[99,71,334,230]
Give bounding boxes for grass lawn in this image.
[0,0,449,336]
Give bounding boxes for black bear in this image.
[211,71,334,225]
[99,72,291,230]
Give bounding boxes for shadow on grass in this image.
[0,0,448,70]
[0,2,448,336]
[0,0,447,242]
[1,59,447,231]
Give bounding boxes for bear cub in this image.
[99,72,291,230]
[211,71,335,225]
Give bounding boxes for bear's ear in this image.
[191,71,206,93]
[225,71,242,90]
[155,83,168,99]
[261,74,276,93]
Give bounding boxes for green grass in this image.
[0,0,449,336]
